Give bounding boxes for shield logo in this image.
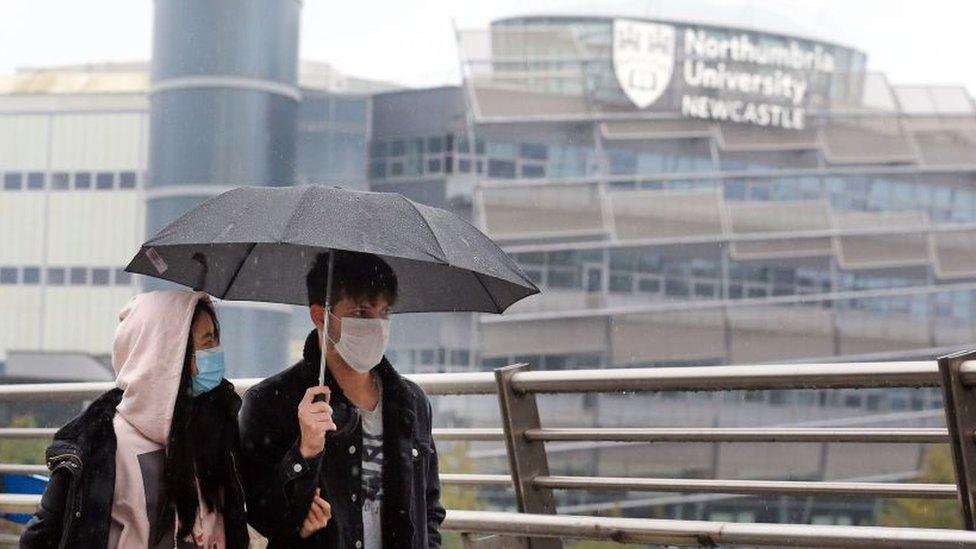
[613,19,676,109]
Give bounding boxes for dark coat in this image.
[239,330,446,548]
[19,382,249,549]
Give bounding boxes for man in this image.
[239,251,445,548]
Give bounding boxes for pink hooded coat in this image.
[108,290,225,548]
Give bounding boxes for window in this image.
[390,162,403,177]
[609,273,633,293]
[0,268,17,284]
[96,172,114,190]
[638,278,661,293]
[458,159,471,173]
[70,267,88,285]
[22,267,40,284]
[426,136,443,154]
[427,159,442,174]
[519,143,548,160]
[370,141,388,158]
[27,172,45,190]
[368,161,386,179]
[390,140,405,157]
[487,159,515,178]
[92,268,110,286]
[51,172,70,190]
[548,269,579,289]
[119,171,137,189]
[3,172,22,190]
[74,173,92,189]
[420,349,435,366]
[114,268,132,286]
[47,267,66,285]
[521,165,545,178]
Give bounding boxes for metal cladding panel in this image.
[727,200,833,260]
[611,310,725,365]
[611,189,723,240]
[836,310,930,356]
[0,115,49,170]
[480,184,605,239]
[0,287,42,359]
[0,193,46,264]
[716,443,821,480]
[824,444,923,479]
[471,83,589,118]
[822,116,916,164]
[834,211,930,269]
[504,290,607,316]
[42,287,135,354]
[914,129,976,165]
[718,123,819,151]
[933,229,976,279]
[933,319,976,347]
[593,443,713,477]
[728,306,834,364]
[601,120,713,139]
[50,113,145,171]
[481,317,606,358]
[46,191,143,266]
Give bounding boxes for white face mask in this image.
[327,313,391,373]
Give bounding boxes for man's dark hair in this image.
[306,250,398,308]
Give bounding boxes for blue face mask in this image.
[191,346,225,396]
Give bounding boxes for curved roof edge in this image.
[492,12,865,58]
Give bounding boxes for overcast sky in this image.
[1,0,974,94]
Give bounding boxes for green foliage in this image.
[879,445,962,529]
[0,415,47,465]
[439,442,488,549]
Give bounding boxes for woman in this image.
[20,290,249,548]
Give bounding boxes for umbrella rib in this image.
[219,242,258,299]
[473,272,502,314]
[400,195,448,263]
[280,185,315,242]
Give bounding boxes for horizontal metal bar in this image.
[433,428,505,442]
[0,464,47,475]
[509,362,942,393]
[524,427,950,444]
[0,428,56,439]
[408,372,497,395]
[0,494,41,514]
[439,473,512,487]
[441,510,976,548]
[0,372,498,402]
[959,360,976,386]
[534,475,957,499]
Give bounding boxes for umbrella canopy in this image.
[125,185,539,313]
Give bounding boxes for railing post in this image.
[495,364,561,549]
[938,349,976,529]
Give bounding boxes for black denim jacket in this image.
[239,331,445,548]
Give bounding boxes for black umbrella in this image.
[125,185,540,386]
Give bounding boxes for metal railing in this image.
[2,355,976,547]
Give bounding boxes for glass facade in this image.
[147,0,300,376]
[363,14,976,526]
[298,92,370,187]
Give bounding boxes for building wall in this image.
[0,100,148,360]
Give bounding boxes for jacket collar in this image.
[300,329,415,423]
